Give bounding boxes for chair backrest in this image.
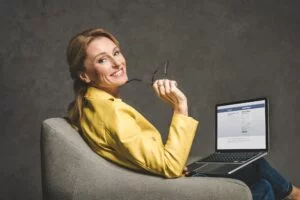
[41,118,88,199]
[40,118,158,200]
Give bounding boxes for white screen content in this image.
[217,100,266,150]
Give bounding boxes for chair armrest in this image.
[73,156,252,200]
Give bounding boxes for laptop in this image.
[187,98,269,177]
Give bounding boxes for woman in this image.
[66,28,300,200]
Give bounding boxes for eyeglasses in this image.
[126,60,169,86]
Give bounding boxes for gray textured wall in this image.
[1,0,300,199]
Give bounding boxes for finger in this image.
[182,166,189,175]
[170,80,177,92]
[154,80,169,102]
[158,80,165,96]
[165,80,178,104]
[162,79,177,104]
[184,168,190,175]
[168,81,179,103]
[152,80,160,97]
[164,79,171,94]
[183,167,187,172]
[170,80,177,87]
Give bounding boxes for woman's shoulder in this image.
[85,97,118,111]
[85,97,137,116]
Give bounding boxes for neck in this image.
[97,86,120,98]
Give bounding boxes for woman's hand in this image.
[152,79,188,116]
[182,166,189,176]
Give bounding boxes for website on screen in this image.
[217,100,266,150]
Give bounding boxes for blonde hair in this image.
[66,28,120,131]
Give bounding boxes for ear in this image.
[78,71,92,83]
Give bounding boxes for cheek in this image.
[94,65,111,79]
[120,54,126,64]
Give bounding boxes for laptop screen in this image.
[216,98,268,151]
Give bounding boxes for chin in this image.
[119,77,129,86]
[105,72,128,88]
[113,76,128,87]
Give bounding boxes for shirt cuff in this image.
[171,113,199,132]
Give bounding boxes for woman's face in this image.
[82,37,128,92]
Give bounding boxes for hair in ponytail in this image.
[66,28,119,131]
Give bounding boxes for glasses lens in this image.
[152,60,169,84]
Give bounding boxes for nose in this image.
[111,57,122,68]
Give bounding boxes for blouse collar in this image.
[85,86,122,101]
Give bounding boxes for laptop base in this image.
[187,163,241,177]
[187,152,267,177]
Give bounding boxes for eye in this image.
[113,50,121,56]
[98,58,107,64]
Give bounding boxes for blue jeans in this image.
[228,158,292,200]
[193,158,292,200]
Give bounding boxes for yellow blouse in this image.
[80,86,199,178]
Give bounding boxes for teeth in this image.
[112,69,123,77]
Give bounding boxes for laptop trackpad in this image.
[194,163,240,175]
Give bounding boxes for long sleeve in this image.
[80,87,199,178]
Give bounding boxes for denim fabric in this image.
[250,179,275,200]
[230,158,292,200]
[192,158,292,200]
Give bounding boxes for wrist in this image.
[174,102,188,116]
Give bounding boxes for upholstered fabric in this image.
[41,118,252,200]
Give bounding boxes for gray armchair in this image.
[41,118,252,200]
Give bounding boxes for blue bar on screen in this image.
[217,104,265,113]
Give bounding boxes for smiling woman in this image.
[66,28,195,179]
[65,28,300,200]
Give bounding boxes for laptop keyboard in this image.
[200,152,261,163]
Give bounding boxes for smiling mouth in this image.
[111,68,125,77]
